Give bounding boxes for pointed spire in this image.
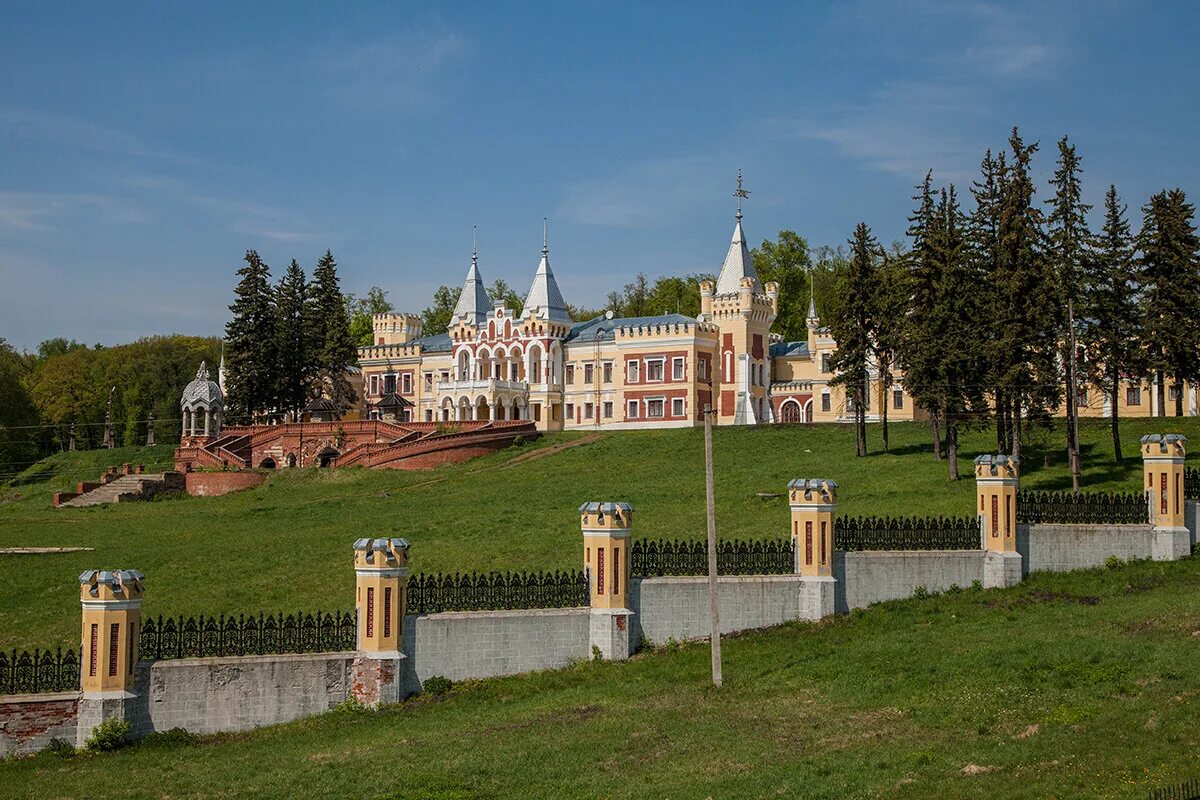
[218,344,226,394]
[522,217,570,323]
[807,267,818,321]
[715,171,761,295]
[452,227,493,326]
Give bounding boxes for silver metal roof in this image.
[715,219,762,296]
[181,361,223,408]
[451,256,492,327]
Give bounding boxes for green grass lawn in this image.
[3,557,1199,799]
[0,418,1196,649]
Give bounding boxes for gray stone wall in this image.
[833,551,986,612]
[1018,523,1154,574]
[628,574,807,646]
[401,608,590,693]
[1186,501,1198,548]
[0,692,79,757]
[131,651,353,736]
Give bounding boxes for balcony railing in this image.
[435,378,529,394]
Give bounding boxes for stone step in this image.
[60,474,168,508]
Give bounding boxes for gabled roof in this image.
[372,392,413,410]
[451,254,492,326]
[769,340,810,359]
[412,332,453,353]
[564,313,696,345]
[715,218,762,295]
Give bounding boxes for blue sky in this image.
[2,1,1198,349]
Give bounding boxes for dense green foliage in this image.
[308,250,358,414]
[2,418,1193,649]
[4,555,1200,798]
[223,250,277,422]
[828,222,879,457]
[345,286,394,347]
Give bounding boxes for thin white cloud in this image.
[321,30,470,109]
[0,191,144,232]
[558,157,729,229]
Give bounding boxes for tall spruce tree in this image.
[1046,136,1092,489]
[995,128,1059,459]
[829,222,878,457]
[899,171,945,458]
[1139,189,1200,416]
[275,259,311,420]
[307,250,359,413]
[224,250,276,423]
[968,149,1011,452]
[873,249,910,455]
[1083,186,1144,461]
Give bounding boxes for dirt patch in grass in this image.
[481,703,603,733]
[1124,575,1166,594]
[987,589,1100,610]
[498,434,602,468]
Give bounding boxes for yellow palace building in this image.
[357,195,1196,431]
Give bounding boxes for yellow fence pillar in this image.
[580,501,634,660]
[974,455,1023,588]
[351,538,410,706]
[1141,433,1191,560]
[77,569,144,747]
[787,479,837,619]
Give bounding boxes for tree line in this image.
[823,127,1200,479]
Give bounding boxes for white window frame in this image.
[646,396,666,418]
[566,402,575,420]
[369,375,379,396]
[645,358,665,382]
[698,357,707,381]
[1127,386,1141,406]
[821,392,831,413]
[584,402,594,420]
[671,397,685,417]
[672,357,685,382]
[424,372,433,391]
[628,360,640,383]
[401,373,412,395]
[627,400,639,418]
[584,363,594,384]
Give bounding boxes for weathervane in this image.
[733,169,750,221]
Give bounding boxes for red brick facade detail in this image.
[720,390,735,416]
[622,388,689,422]
[752,334,764,360]
[0,696,79,752]
[184,471,267,497]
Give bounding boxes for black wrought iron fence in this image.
[0,648,80,694]
[138,610,355,661]
[1150,778,1200,800]
[630,538,795,577]
[1016,490,1149,525]
[406,570,588,614]
[1185,467,1200,501]
[835,516,980,551]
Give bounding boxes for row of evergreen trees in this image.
[224,250,358,423]
[828,127,1200,478]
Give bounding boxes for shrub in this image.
[1105,556,1124,571]
[85,717,131,752]
[43,737,75,758]
[592,644,603,661]
[422,675,454,696]
[330,697,369,716]
[913,585,930,600]
[970,580,983,591]
[140,727,198,747]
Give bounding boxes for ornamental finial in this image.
[733,169,750,222]
[195,361,209,382]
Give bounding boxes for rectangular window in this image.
[383,587,392,638]
[820,521,827,566]
[425,410,433,422]
[603,401,613,419]
[89,623,98,677]
[1169,384,1181,401]
[566,365,575,384]
[627,400,639,418]
[647,398,665,418]
[1126,386,1142,406]
[805,520,813,566]
[401,373,412,395]
[597,547,605,595]
[108,623,119,677]
[698,357,708,381]
[566,403,575,420]
[671,397,685,417]
[646,359,664,382]
[893,389,904,409]
[1076,387,1088,406]
[440,370,449,383]
[821,354,831,373]
[1162,471,1168,515]
[991,495,999,537]
[424,372,433,391]
[584,363,594,383]
[366,587,375,638]
[613,547,620,595]
[603,362,613,383]
[672,357,685,381]
[384,374,396,395]
[628,361,640,383]
[584,402,594,420]
[821,393,831,413]
[370,375,379,396]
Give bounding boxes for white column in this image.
[204,409,211,437]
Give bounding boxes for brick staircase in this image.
[57,473,183,508]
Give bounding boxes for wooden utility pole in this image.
[1066,298,1081,493]
[704,399,722,688]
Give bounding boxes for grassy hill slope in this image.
[1,418,1196,648]
[2,557,1198,799]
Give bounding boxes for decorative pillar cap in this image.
[1140,433,1188,455]
[787,478,838,503]
[353,538,411,567]
[578,501,633,526]
[973,454,1020,478]
[79,569,145,599]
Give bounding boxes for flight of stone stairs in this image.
[57,473,180,508]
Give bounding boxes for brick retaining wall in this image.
[184,471,267,497]
[0,693,79,757]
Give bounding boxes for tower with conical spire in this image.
[521,218,571,326]
[451,226,493,328]
[699,172,778,425]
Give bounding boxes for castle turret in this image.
[451,232,492,328]
[521,219,571,325]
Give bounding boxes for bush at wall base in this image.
[85,718,131,752]
[422,675,454,696]
[42,737,75,758]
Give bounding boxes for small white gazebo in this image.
[181,361,224,439]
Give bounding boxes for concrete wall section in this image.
[0,693,79,757]
[402,608,589,691]
[629,574,807,646]
[1018,523,1154,574]
[834,551,986,613]
[133,652,353,736]
[1186,501,1198,549]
